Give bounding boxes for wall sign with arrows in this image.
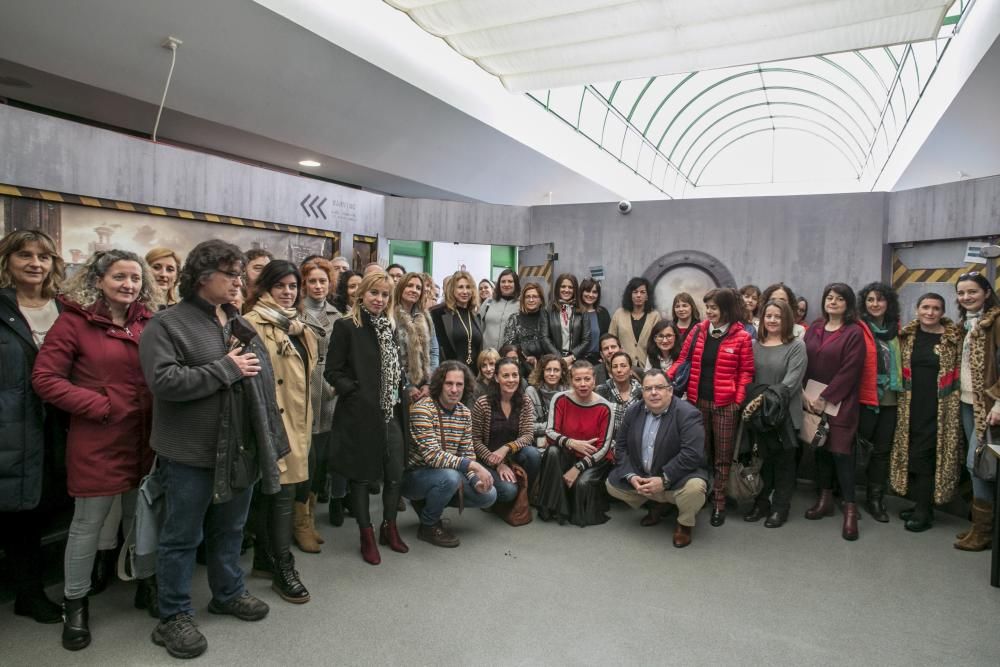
[300,194,327,219]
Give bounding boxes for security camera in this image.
[617,200,632,214]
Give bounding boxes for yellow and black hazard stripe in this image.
[892,255,1000,291]
[0,183,339,240]
[519,261,553,288]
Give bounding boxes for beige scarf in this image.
[253,293,305,336]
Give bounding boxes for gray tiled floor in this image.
[2,489,998,666]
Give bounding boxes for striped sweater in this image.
[545,390,614,471]
[470,393,535,462]
[408,396,477,480]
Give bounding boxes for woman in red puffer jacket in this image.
[32,250,156,651]
[669,288,754,526]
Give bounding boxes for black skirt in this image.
[536,446,611,527]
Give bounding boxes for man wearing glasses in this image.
[605,368,708,548]
[140,240,289,658]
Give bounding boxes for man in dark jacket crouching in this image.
[605,369,708,548]
[139,240,289,659]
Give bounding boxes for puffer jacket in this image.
[32,298,154,497]
[0,289,64,511]
[668,319,754,407]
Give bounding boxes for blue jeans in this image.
[401,468,497,525]
[157,460,254,620]
[962,402,996,500]
[489,447,542,503]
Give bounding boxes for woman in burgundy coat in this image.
[32,249,156,651]
[801,283,867,541]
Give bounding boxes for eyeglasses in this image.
[524,294,540,300]
[642,384,670,393]
[654,334,675,341]
[958,271,981,281]
[216,269,243,281]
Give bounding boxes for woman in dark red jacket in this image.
[668,288,754,526]
[32,250,156,651]
[801,283,867,541]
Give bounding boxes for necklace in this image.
[456,308,474,365]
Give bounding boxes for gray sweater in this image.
[752,338,807,429]
[480,298,520,352]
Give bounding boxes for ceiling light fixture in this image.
[299,160,321,167]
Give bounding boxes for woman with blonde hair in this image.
[145,247,182,307]
[326,271,408,564]
[0,229,67,625]
[431,270,483,367]
[33,249,157,648]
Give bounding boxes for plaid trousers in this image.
[696,399,739,508]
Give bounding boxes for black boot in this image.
[272,553,310,604]
[328,498,345,527]
[89,549,116,595]
[865,485,890,523]
[14,589,63,624]
[134,576,159,618]
[62,596,91,651]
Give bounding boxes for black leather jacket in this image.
[541,305,592,359]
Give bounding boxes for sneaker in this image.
[152,614,207,659]
[207,592,269,621]
[417,521,460,548]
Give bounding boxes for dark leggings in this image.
[294,432,330,504]
[859,406,897,487]
[350,416,405,528]
[253,483,295,562]
[816,449,856,502]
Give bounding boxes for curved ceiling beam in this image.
[662,85,873,162]
[675,101,868,173]
[689,119,862,184]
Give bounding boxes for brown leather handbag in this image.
[494,462,532,526]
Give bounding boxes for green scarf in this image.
[866,319,902,397]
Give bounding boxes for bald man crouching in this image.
[605,369,708,548]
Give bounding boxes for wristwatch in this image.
[661,473,670,489]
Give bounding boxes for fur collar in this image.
[898,317,961,345]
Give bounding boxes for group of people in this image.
[1,228,998,660]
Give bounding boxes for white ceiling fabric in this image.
[384,0,952,91]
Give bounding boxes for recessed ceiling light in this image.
[299,160,321,167]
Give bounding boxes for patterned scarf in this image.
[253,293,305,336]
[365,306,402,422]
[864,318,902,396]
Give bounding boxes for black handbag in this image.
[973,427,997,482]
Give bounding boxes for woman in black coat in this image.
[326,271,408,565]
[0,229,66,623]
[542,273,591,366]
[431,270,483,367]
[579,278,611,365]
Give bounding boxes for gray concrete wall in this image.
[530,194,888,320]
[888,174,1000,243]
[385,197,530,246]
[0,105,386,261]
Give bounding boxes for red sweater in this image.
[545,391,614,469]
[668,320,754,407]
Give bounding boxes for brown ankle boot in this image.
[307,493,324,545]
[804,489,835,520]
[293,502,321,553]
[359,526,381,564]
[842,502,859,541]
[955,499,993,551]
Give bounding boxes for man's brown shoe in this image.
[672,522,692,548]
[640,502,667,527]
[417,521,460,548]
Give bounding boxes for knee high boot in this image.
[955,499,993,551]
[270,489,310,602]
[379,481,408,553]
[307,493,324,544]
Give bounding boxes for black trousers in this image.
[253,483,295,563]
[755,446,797,514]
[0,508,50,596]
[859,405,897,487]
[816,449,856,502]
